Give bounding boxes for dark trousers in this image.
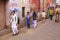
[27,19,30,28]
[50,15,53,20]
[27,23,30,28]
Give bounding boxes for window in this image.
[22,7,25,17]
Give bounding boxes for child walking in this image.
[26,12,31,28]
[11,10,19,36]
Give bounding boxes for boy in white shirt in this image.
[42,11,46,23]
[11,10,19,36]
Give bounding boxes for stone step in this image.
[0,29,11,37]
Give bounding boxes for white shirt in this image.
[11,14,18,26]
[42,12,46,17]
[28,15,30,18]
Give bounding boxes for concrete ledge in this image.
[0,29,11,37]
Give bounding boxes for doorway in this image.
[22,7,25,17]
[0,1,6,30]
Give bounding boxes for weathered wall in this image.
[0,1,6,29]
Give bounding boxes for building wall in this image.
[0,0,41,29]
[16,0,31,25]
[17,0,30,16]
[5,0,10,26]
[0,1,6,30]
[5,0,31,27]
[32,0,39,11]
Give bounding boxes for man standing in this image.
[11,10,19,36]
[33,11,37,29]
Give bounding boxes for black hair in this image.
[43,10,45,12]
[27,12,29,14]
[12,10,15,13]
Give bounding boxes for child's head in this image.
[27,12,29,15]
[43,10,45,12]
[12,10,15,15]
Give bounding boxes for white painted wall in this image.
[56,0,60,5]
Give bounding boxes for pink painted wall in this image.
[32,0,39,11]
[48,0,53,5]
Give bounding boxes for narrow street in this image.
[0,18,60,40]
[0,0,60,40]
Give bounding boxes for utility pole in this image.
[38,0,40,11]
[55,0,56,8]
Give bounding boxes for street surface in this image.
[0,19,60,40]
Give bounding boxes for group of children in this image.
[10,9,54,36]
[10,10,37,36]
[26,11,37,29]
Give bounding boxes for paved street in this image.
[0,19,60,40]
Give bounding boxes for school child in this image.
[11,10,19,36]
[42,11,46,23]
[33,11,37,29]
[26,12,31,28]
